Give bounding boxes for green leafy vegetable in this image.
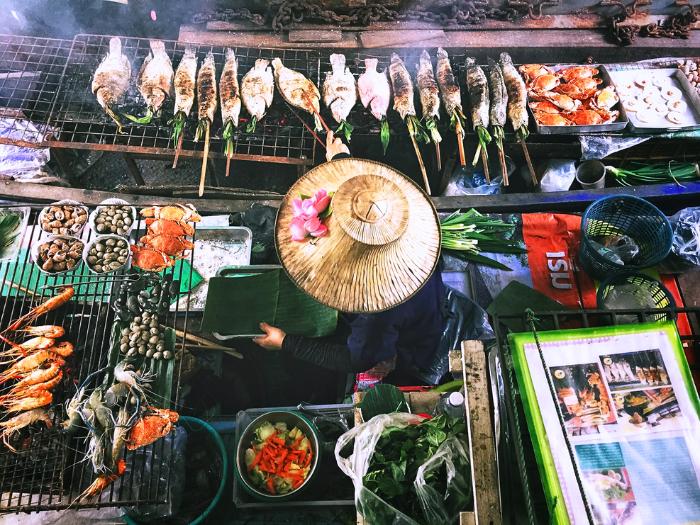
[607,161,699,187]
[472,126,492,166]
[0,211,21,256]
[359,384,408,421]
[336,120,354,143]
[124,108,153,125]
[406,115,430,144]
[245,115,258,133]
[424,117,442,145]
[222,119,236,158]
[169,111,186,144]
[380,118,390,155]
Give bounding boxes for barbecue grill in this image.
[0,207,195,512]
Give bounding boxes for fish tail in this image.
[225,48,236,62]
[149,40,166,55]
[364,58,378,73]
[108,37,122,56]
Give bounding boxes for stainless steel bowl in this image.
[235,410,321,501]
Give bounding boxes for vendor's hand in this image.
[253,322,286,350]
[325,130,349,161]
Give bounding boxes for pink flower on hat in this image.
[289,188,332,242]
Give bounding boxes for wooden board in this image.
[289,29,343,42]
[461,340,502,525]
[359,29,445,48]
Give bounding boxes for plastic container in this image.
[597,272,676,322]
[235,410,321,502]
[578,195,673,279]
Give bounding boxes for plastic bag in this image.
[579,135,649,160]
[671,207,700,267]
[539,159,576,192]
[415,437,472,525]
[335,413,471,525]
[229,204,278,264]
[0,118,63,184]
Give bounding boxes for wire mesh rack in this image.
[0,204,195,512]
[0,35,71,148]
[491,306,700,525]
[49,34,319,165]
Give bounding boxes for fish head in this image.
[225,48,236,62]
[149,39,166,55]
[499,52,513,65]
[183,47,196,59]
[465,57,476,67]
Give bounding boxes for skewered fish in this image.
[389,53,416,120]
[127,40,173,124]
[416,50,442,169]
[92,37,131,132]
[241,59,274,132]
[488,58,509,185]
[436,48,466,166]
[465,57,492,167]
[272,58,322,131]
[195,51,217,140]
[220,48,241,165]
[499,52,529,139]
[322,54,357,141]
[171,47,197,145]
[357,58,391,154]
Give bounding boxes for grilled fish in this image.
[389,53,415,119]
[416,50,440,120]
[197,52,217,126]
[358,58,390,121]
[488,59,507,128]
[241,59,274,131]
[436,48,462,117]
[499,52,529,135]
[173,47,197,117]
[272,58,321,131]
[322,53,356,125]
[91,37,131,131]
[220,48,241,128]
[465,57,490,130]
[136,40,173,117]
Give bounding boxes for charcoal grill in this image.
[48,34,319,166]
[0,206,195,512]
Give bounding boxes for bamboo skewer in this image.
[172,132,184,169]
[225,153,232,178]
[520,138,538,185]
[434,143,442,172]
[286,104,326,150]
[454,119,466,167]
[480,148,491,183]
[498,145,509,186]
[7,282,36,297]
[406,119,431,195]
[198,121,211,197]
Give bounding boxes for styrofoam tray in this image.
[607,68,700,133]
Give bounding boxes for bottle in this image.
[437,391,465,419]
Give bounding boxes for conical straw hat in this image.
[275,158,440,313]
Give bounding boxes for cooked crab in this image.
[567,109,605,125]
[554,83,590,100]
[529,100,562,114]
[130,245,175,272]
[519,64,553,83]
[530,74,560,93]
[127,407,179,450]
[559,66,599,83]
[533,111,571,126]
[146,218,195,237]
[140,204,201,223]
[139,234,193,257]
[591,86,619,111]
[542,92,581,112]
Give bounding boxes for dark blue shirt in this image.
[345,270,445,373]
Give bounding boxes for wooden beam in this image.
[289,29,343,43]
[359,29,445,48]
[462,340,502,525]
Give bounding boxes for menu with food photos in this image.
[510,322,700,525]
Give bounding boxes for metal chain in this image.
[603,2,698,46]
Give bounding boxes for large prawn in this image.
[0,351,65,385]
[75,459,126,503]
[2,390,52,412]
[0,335,55,364]
[0,370,63,404]
[4,287,74,333]
[0,408,53,452]
[12,362,62,389]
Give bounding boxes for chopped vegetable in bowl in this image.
[244,421,314,495]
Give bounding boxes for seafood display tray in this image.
[232,403,355,508]
[606,67,700,133]
[0,205,195,512]
[48,34,319,165]
[530,64,629,135]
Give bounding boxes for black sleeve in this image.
[331,152,351,160]
[282,334,353,373]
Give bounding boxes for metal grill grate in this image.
[0,205,194,512]
[49,34,319,165]
[0,35,71,148]
[491,307,700,525]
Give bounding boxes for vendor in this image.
[254,132,445,391]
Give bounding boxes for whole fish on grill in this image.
[488,58,509,184]
[358,58,391,154]
[272,58,322,131]
[465,57,492,168]
[436,48,466,166]
[170,47,197,146]
[416,50,442,169]
[220,48,241,167]
[322,53,357,142]
[499,52,529,140]
[126,40,173,124]
[241,59,274,133]
[91,37,131,132]
[195,51,217,141]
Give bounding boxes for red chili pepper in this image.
[266,476,276,494]
[248,450,263,472]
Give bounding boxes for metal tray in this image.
[232,403,355,508]
[173,226,252,312]
[530,64,629,135]
[607,67,700,133]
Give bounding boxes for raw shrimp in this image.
[114,361,153,398]
[4,286,74,333]
[3,390,52,412]
[62,386,87,433]
[17,325,65,339]
[75,459,126,502]
[0,408,52,452]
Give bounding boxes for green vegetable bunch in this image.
[607,161,699,187]
[441,209,526,271]
[0,211,21,257]
[361,415,471,524]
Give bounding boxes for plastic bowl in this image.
[235,410,320,501]
[83,234,131,275]
[579,195,672,279]
[31,234,84,275]
[38,199,89,237]
[597,272,676,322]
[88,198,137,237]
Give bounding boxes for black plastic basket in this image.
[597,272,676,322]
[579,195,672,279]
